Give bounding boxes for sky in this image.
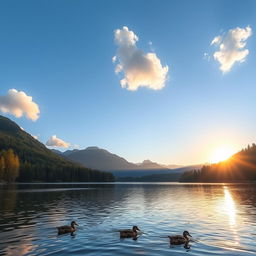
[0,0,256,165]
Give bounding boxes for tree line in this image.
[0,148,115,183]
[18,161,115,182]
[180,144,256,182]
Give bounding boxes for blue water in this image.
[0,183,256,255]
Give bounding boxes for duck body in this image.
[119,226,140,238]
[57,221,79,235]
[168,231,191,245]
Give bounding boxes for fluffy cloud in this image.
[211,26,252,73]
[0,89,40,121]
[46,135,70,148]
[113,26,168,91]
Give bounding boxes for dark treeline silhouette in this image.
[180,144,256,182]
[0,115,115,182]
[18,161,114,182]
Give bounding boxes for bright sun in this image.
[210,146,236,163]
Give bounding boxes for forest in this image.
[180,144,256,182]
[0,115,115,183]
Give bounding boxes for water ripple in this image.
[0,183,256,256]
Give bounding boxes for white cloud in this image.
[211,36,222,45]
[0,89,40,121]
[112,56,117,63]
[113,26,168,91]
[203,52,211,61]
[46,135,70,148]
[211,26,252,73]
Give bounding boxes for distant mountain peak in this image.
[52,146,185,171]
[85,146,100,150]
[142,159,154,164]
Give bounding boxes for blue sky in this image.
[0,0,256,165]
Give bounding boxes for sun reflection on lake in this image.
[223,186,240,245]
[224,186,236,226]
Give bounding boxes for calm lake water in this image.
[0,183,256,256]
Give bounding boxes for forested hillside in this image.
[0,116,114,182]
[180,144,256,182]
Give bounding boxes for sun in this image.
[210,146,236,164]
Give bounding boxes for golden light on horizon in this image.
[209,145,236,163]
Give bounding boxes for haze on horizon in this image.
[0,0,255,166]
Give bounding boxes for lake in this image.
[0,183,255,256]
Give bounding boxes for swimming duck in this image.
[119,226,140,238]
[168,231,192,245]
[57,221,79,235]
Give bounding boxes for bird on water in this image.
[119,226,140,238]
[168,230,192,245]
[57,221,79,235]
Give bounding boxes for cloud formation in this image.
[211,26,252,73]
[0,89,40,121]
[113,26,168,91]
[46,135,70,148]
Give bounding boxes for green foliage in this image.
[0,115,115,182]
[180,144,256,182]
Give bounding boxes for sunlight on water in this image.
[0,183,256,256]
[223,186,236,227]
[223,186,240,246]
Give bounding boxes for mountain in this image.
[180,144,256,182]
[163,164,184,169]
[64,146,138,170]
[58,146,202,180]
[136,160,167,169]
[51,149,62,155]
[62,149,79,156]
[113,165,203,179]
[0,115,114,182]
[62,147,180,171]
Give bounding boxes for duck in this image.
[119,226,140,238]
[168,230,192,245]
[57,221,79,235]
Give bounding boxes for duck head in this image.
[183,231,192,238]
[71,221,79,228]
[132,226,140,232]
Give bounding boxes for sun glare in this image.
[210,146,236,163]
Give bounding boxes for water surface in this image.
[0,183,256,256]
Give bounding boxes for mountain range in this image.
[53,147,183,171]
[52,147,202,181]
